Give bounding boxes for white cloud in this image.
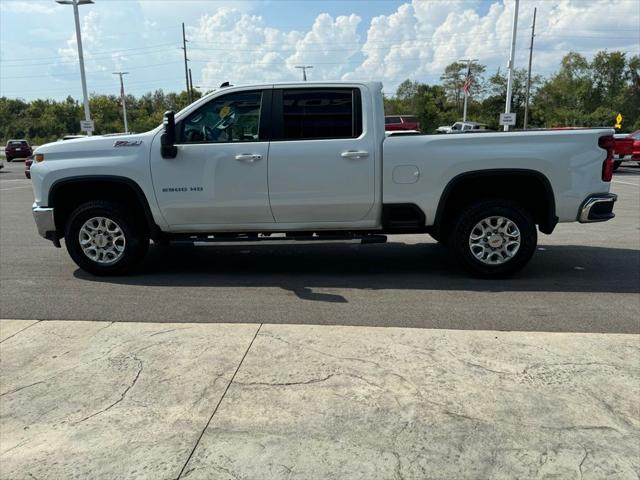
[189,8,362,87]
[57,11,104,69]
[344,0,639,92]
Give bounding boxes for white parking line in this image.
[612,179,639,187]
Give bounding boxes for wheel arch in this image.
[433,169,558,238]
[48,175,160,239]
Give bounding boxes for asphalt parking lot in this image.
[1,160,639,333]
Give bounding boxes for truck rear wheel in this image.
[64,201,149,276]
[449,200,537,278]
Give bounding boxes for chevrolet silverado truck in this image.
[30,81,617,278]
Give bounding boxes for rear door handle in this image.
[235,153,262,162]
[341,150,369,159]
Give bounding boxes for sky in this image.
[0,0,638,100]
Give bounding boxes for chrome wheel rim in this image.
[79,217,126,264]
[469,216,520,265]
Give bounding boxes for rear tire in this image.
[449,199,537,278]
[613,160,622,171]
[64,201,149,276]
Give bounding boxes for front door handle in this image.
[341,150,369,159]
[235,153,262,162]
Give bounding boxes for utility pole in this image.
[523,7,537,130]
[295,65,313,81]
[189,67,194,98]
[182,22,191,102]
[112,71,129,133]
[504,0,520,132]
[56,0,94,136]
[459,58,478,122]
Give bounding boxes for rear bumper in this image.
[32,204,60,247]
[578,193,617,223]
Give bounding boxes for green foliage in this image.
[0,89,201,145]
[383,50,639,133]
[2,50,638,143]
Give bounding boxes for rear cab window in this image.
[273,88,362,140]
[385,116,401,124]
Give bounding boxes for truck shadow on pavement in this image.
[74,242,639,298]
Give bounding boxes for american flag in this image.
[463,66,473,95]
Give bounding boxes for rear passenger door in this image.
[267,87,375,223]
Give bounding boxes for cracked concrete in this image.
[1,320,638,480]
[181,324,639,480]
[0,320,259,480]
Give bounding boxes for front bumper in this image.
[32,204,60,247]
[578,193,617,223]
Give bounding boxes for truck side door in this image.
[267,87,376,223]
[150,89,274,228]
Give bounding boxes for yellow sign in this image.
[615,113,623,129]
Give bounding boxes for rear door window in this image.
[274,88,362,140]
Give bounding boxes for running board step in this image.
[170,235,387,247]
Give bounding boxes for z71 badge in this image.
[114,140,143,147]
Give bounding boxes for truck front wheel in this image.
[64,201,149,276]
[449,200,537,278]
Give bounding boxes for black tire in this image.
[64,201,149,276]
[613,160,622,171]
[449,199,537,279]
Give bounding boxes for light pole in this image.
[113,72,129,133]
[295,65,313,81]
[504,0,520,132]
[56,0,94,136]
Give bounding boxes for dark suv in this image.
[5,140,33,161]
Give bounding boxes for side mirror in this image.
[161,111,177,158]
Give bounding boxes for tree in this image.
[440,61,486,114]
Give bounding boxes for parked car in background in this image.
[436,122,490,134]
[629,130,640,161]
[385,115,420,131]
[612,131,640,170]
[25,156,33,179]
[5,140,33,161]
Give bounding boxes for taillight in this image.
[599,135,615,182]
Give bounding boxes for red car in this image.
[385,115,420,131]
[613,130,640,170]
[630,130,640,161]
[5,139,33,161]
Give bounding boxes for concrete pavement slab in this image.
[0,320,259,480]
[183,324,640,480]
[0,320,40,343]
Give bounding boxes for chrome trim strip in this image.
[579,193,617,223]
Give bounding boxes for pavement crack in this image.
[578,447,589,480]
[76,356,143,423]
[175,323,263,480]
[0,381,45,397]
[149,327,192,337]
[235,373,335,387]
[0,320,42,344]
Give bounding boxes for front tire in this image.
[449,200,537,278]
[64,201,149,276]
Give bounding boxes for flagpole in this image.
[460,58,478,122]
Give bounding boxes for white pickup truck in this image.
[31,81,617,278]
